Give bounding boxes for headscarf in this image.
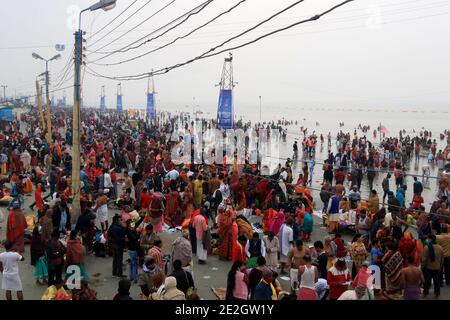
[398,232,415,259]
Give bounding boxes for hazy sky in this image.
[1,0,450,116]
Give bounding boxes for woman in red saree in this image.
[218,208,238,260]
[256,179,270,207]
[34,183,45,216]
[6,205,27,253]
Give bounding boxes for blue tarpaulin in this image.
[0,107,13,122]
[217,89,233,130]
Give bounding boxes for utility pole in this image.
[35,81,45,130]
[1,85,7,103]
[71,28,83,222]
[72,0,117,222]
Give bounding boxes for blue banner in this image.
[55,44,65,52]
[100,96,106,112]
[217,89,233,130]
[146,93,155,119]
[117,95,123,113]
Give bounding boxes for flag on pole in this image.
[379,123,389,134]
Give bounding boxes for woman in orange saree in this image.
[218,208,238,260]
[182,184,195,220]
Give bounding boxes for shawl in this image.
[171,237,192,267]
[66,239,85,265]
[7,210,27,242]
[236,216,253,240]
[382,250,403,286]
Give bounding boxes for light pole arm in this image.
[79,8,90,31]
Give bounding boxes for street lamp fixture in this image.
[89,0,117,11]
[32,52,42,60]
[31,53,61,63]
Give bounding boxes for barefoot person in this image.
[0,240,25,300]
[400,255,424,300]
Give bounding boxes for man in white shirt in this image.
[279,168,288,182]
[245,233,266,259]
[166,168,180,181]
[219,179,231,200]
[103,170,114,188]
[278,217,294,275]
[0,240,25,300]
[384,211,393,228]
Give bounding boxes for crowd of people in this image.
[0,107,448,301]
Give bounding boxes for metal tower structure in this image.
[100,85,106,112]
[62,90,67,108]
[146,72,156,119]
[116,83,123,113]
[216,53,237,130]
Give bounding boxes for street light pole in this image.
[32,53,61,143]
[45,60,52,143]
[72,0,117,222]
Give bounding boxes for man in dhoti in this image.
[193,209,209,264]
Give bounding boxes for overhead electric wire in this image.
[86,0,450,80]
[87,0,140,41]
[82,0,450,53]
[90,0,248,66]
[86,0,355,81]
[89,0,178,54]
[52,53,75,89]
[0,45,56,51]
[88,0,214,61]
[91,0,304,63]
[81,0,436,37]
[87,0,154,48]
